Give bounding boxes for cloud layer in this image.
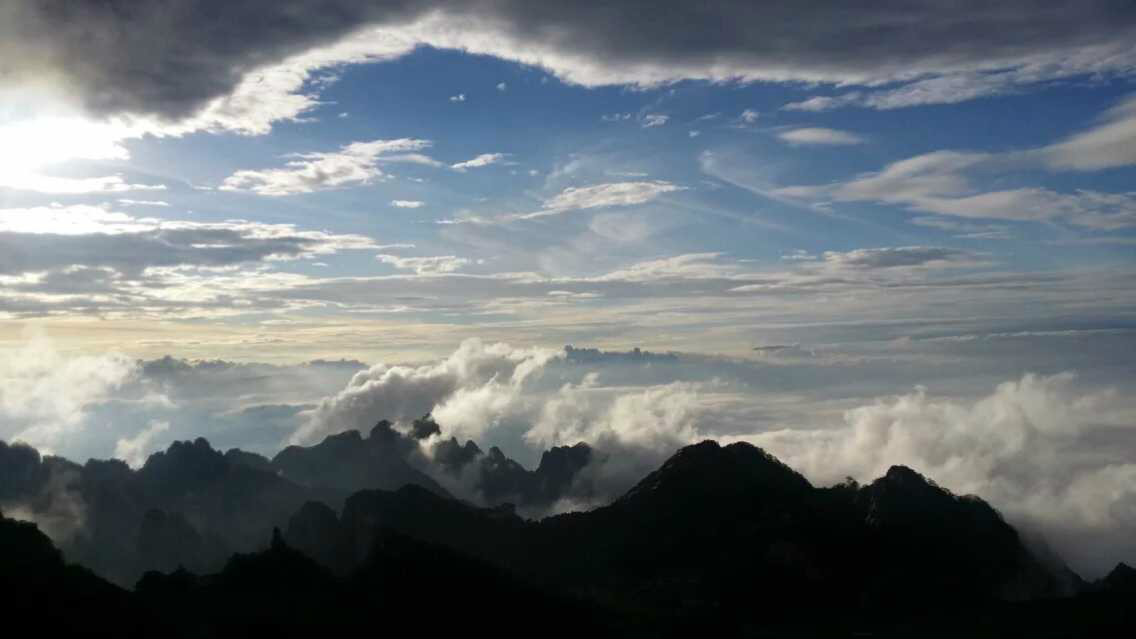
[6,1,1134,129]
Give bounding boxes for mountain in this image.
[0,509,150,636]
[0,422,594,586]
[321,441,1071,633]
[271,420,449,507]
[136,526,618,637]
[4,439,1136,636]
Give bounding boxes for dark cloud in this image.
[3,1,1134,120]
[0,1,424,119]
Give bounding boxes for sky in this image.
[1,1,1136,576]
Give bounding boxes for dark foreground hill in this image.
[3,440,1135,637]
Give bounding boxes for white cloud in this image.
[750,373,1136,576]
[377,254,471,275]
[117,199,170,207]
[291,338,561,445]
[496,82,507,91]
[220,138,434,196]
[114,420,170,469]
[445,180,687,224]
[0,330,138,453]
[739,108,760,124]
[451,153,508,171]
[449,93,466,102]
[775,149,1136,229]
[1045,94,1136,170]
[391,200,425,208]
[641,114,669,128]
[780,43,1136,112]
[778,127,864,146]
[542,180,683,211]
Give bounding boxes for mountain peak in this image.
[619,440,811,505]
[883,464,933,487]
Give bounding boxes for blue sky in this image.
[4,40,1134,362]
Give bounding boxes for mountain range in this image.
[2,432,1134,636]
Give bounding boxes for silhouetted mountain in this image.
[1,421,598,587]
[1097,562,1136,593]
[5,439,1136,636]
[436,438,593,509]
[271,420,449,506]
[325,441,1078,633]
[0,509,151,636]
[136,525,617,637]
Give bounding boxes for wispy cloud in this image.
[220,138,435,196]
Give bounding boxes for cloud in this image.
[0,330,138,453]
[291,338,562,446]
[778,127,864,146]
[7,2,1135,124]
[391,200,425,208]
[220,138,434,196]
[496,82,507,92]
[114,420,170,469]
[750,373,1136,576]
[739,109,760,124]
[451,153,508,171]
[1045,94,1136,170]
[0,116,167,194]
[445,180,686,224]
[541,181,683,212]
[775,150,1136,229]
[820,246,984,270]
[0,204,378,278]
[449,93,466,102]
[377,254,471,275]
[641,114,669,128]
[117,199,170,207]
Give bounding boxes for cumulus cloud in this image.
[778,127,864,146]
[221,138,435,196]
[291,339,562,446]
[750,373,1136,576]
[451,153,508,171]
